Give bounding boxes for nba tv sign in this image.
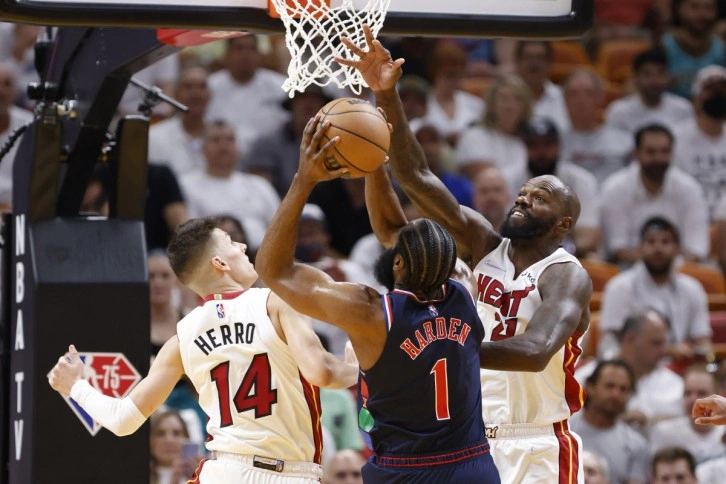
[49,352,141,435]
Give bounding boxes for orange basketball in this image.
[318,97,391,178]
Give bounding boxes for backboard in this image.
[0,0,593,38]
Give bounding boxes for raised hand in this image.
[336,25,404,92]
[692,394,726,425]
[297,115,347,184]
[48,344,86,397]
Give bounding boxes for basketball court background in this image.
[0,1,593,482]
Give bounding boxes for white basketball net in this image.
[270,0,392,97]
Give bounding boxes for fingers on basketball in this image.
[316,98,391,178]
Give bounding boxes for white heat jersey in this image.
[176,289,323,463]
[475,239,586,425]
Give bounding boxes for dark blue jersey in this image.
[358,279,486,455]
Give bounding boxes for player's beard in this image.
[500,212,554,240]
[374,247,397,292]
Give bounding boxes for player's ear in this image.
[211,256,230,272]
[556,216,573,234]
[392,253,404,272]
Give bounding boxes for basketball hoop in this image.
[267,0,392,97]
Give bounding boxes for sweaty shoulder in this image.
[539,261,592,301]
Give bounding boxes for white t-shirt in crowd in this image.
[576,360,683,422]
[599,163,710,259]
[560,125,633,185]
[149,116,205,179]
[455,125,527,190]
[180,170,280,250]
[650,416,726,463]
[673,117,726,219]
[605,93,694,134]
[532,80,570,134]
[697,455,726,484]
[421,90,484,139]
[599,262,712,344]
[0,105,34,204]
[206,68,289,161]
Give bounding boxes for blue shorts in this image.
[362,442,500,483]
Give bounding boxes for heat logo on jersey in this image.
[216,303,225,319]
[48,352,142,436]
[477,274,535,340]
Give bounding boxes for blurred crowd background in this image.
[2,0,726,482]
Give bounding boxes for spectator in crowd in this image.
[91,161,188,251]
[0,61,33,209]
[663,0,724,99]
[696,436,726,483]
[206,35,289,161]
[414,124,472,206]
[570,360,650,484]
[143,164,189,252]
[561,68,633,185]
[245,85,331,197]
[0,23,40,109]
[650,447,698,484]
[514,40,570,132]
[605,48,694,134]
[598,217,712,361]
[322,449,365,484]
[513,117,601,257]
[180,121,280,251]
[308,176,372,257]
[582,311,684,428]
[149,250,183,357]
[420,40,484,145]
[148,66,210,179]
[600,124,709,264]
[650,366,726,463]
[674,64,726,218]
[397,75,429,123]
[471,166,512,233]
[149,410,199,484]
[455,74,531,183]
[582,450,611,484]
[717,195,726,277]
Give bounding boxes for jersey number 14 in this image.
[210,353,278,426]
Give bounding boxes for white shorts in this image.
[486,420,583,484]
[187,452,322,484]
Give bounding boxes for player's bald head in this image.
[528,175,580,225]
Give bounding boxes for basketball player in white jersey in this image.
[48,217,358,483]
[339,27,592,484]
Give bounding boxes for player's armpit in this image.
[274,296,358,389]
[127,336,185,418]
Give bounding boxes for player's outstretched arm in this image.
[337,26,498,262]
[693,395,726,425]
[479,263,592,371]
[270,293,358,389]
[48,338,184,436]
[256,116,387,369]
[365,164,406,248]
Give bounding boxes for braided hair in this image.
[396,219,457,300]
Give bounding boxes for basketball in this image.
[318,97,391,178]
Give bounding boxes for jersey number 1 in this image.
[430,358,450,421]
[210,353,278,426]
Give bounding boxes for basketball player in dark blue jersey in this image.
[257,118,500,483]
